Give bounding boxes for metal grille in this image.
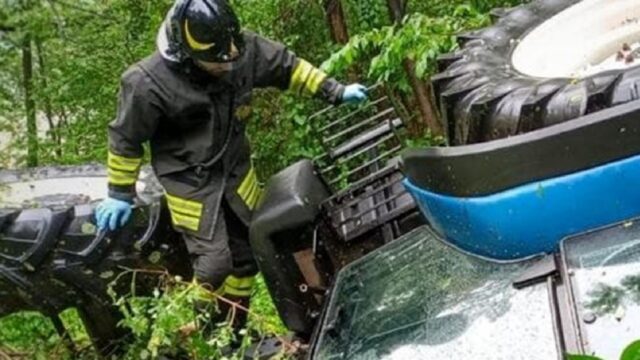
[309,84,418,243]
[311,84,405,191]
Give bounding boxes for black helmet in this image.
[167,0,245,63]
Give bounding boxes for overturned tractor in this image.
[3,0,640,359]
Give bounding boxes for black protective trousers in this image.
[184,199,258,297]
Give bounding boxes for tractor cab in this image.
[305,99,640,359]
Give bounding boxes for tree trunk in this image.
[386,0,443,138]
[386,0,406,21]
[22,34,38,167]
[35,40,62,157]
[323,0,349,44]
[402,60,442,136]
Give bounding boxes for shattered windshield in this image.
[314,226,557,360]
[564,220,640,359]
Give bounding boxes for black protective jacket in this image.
[106,31,344,239]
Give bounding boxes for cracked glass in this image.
[314,226,558,360]
[564,219,640,359]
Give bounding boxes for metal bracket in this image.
[513,254,558,289]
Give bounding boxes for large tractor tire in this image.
[0,166,191,356]
[433,0,640,145]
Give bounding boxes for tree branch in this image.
[0,24,15,32]
[45,0,66,39]
[49,0,117,21]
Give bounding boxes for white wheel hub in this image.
[512,0,640,78]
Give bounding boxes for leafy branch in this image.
[567,340,640,360]
[108,267,295,360]
[322,6,490,90]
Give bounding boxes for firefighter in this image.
[94,0,367,337]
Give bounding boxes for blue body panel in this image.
[404,154,640,260]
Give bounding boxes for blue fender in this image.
[404,154,640,260]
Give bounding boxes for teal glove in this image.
[95,197,133,231]
[342,83,368,104]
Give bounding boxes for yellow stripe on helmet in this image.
[184,19,216,51]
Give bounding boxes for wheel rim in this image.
[0,167,160,208]
[512,0,640,78]
[0,176,108,207]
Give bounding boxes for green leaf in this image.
[621,340,640,360]
[293,114,306,126]
[566,355,604,360]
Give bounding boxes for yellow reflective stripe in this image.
[170,212,200,232]
[108,162,138,173]
[236,166,262,209]
[108,168,137,186]
[244,179,258,205]
[253,188,264,208]
[108,177,136,186]
[225,275,256,288]
[165,193,203,232]
[224,287,252,297]
[290,60,307,93]
[290,60,314,95]
[222,275,255,297]
[236,167,254,199]
[290,60,327,96]
[165,193,203,218]
[245,182,262,210]
[192,279,224,299]
[165,192,203,231]
[108,152,142,172]
[297,63,315,95]
[237,167,257,202]
[305,68,327,96]
[167,201,201,218]
[168,205,201,222]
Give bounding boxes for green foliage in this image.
[622,341,640,360]
[1,0,173,166]
[233,0,331,64]
[343,0,389,34]
[0,312,69,359]
[567,340,640,360]
[621,274,640,302]
[409,0,526,16]
[108,270,291,360]
[0,0,524,175]
[322,4,493,91]
[247,93,327,178]
[585,283,626,315]
[0,308,95,359]
[0,272,288,359]
[566,356,605,360]
[584,274,640,316]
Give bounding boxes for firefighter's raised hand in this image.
[342,84,368,104]
[95,197,133,231]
